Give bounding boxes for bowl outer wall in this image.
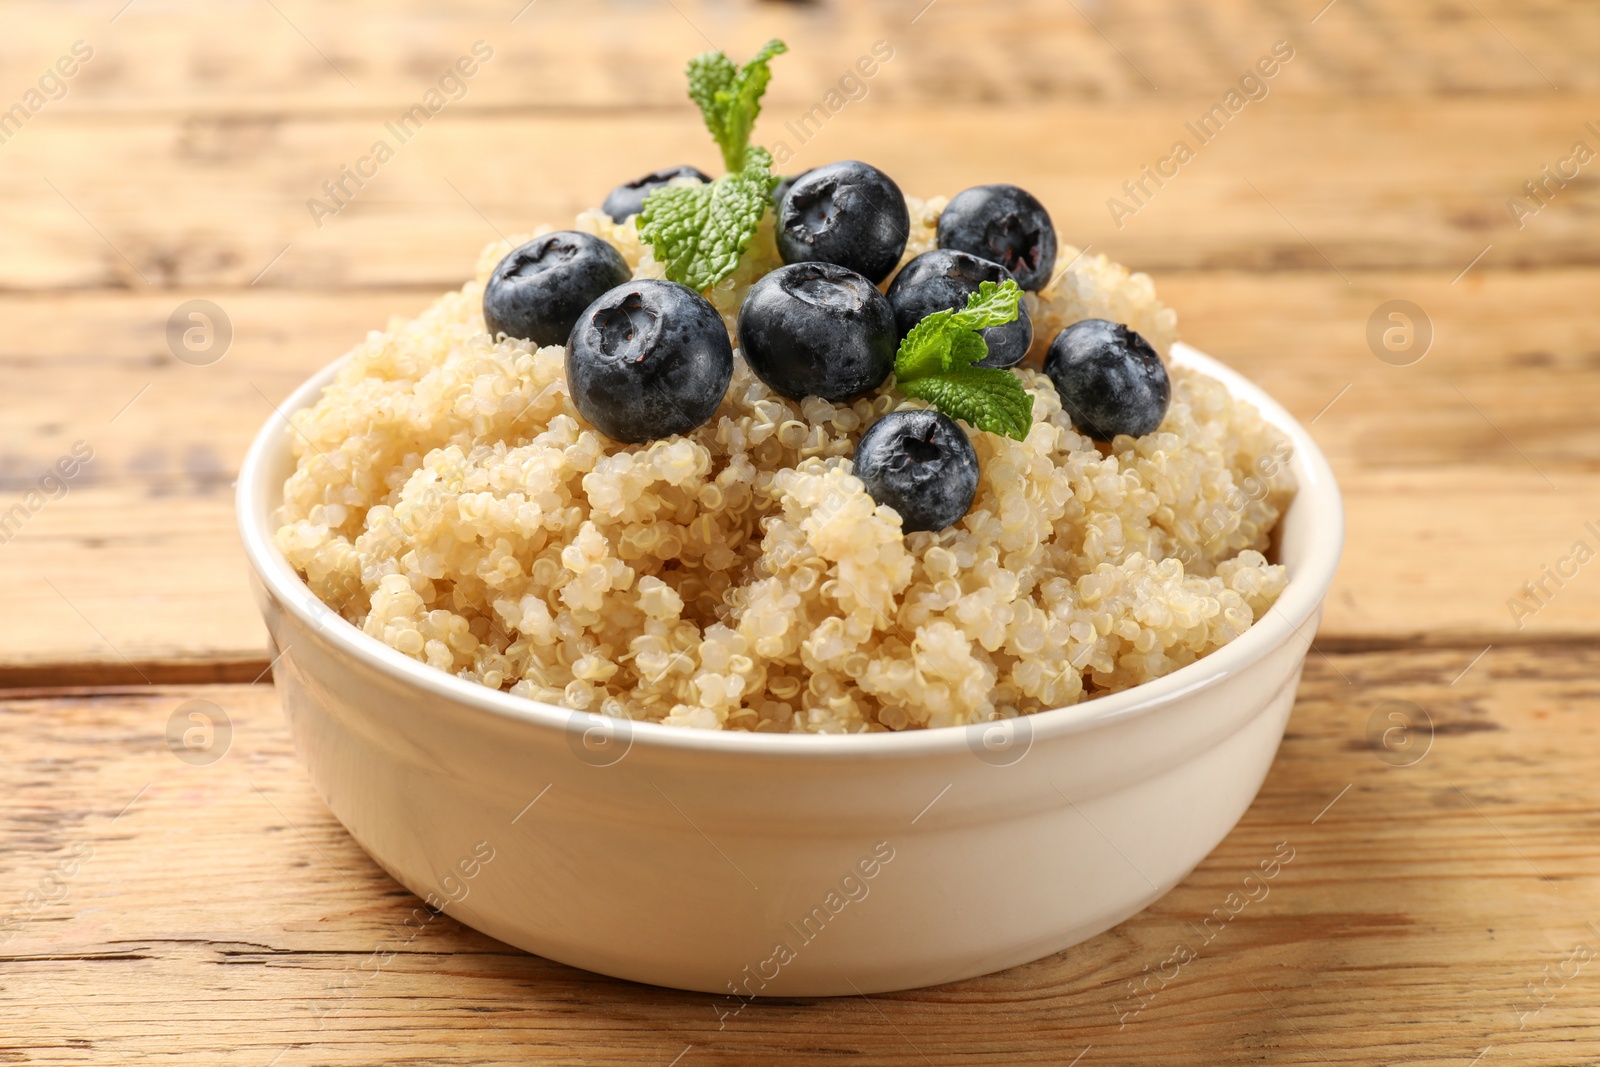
[237,341,1343,995]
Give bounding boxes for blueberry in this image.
[776,161,909,285]
[737,262,897,402]
[483,232,632,349]
[772,168,818,215]
[566,280,733,444]
[601,165,712,223]
[1043,319,1170,440]
[854,410,979,534]
[936,184,1058,291]
[885,249,1033,369]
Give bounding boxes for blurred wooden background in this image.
[2,1,1598,1064]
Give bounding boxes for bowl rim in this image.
[237,340,1344,758]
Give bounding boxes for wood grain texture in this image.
[1,3,1596,1060]
[3,647,1598,1065]
[6,96,1599,294]
[3,262,1597,676]
[2,0,1591,115]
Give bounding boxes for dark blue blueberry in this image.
[484,232,632,348]
[776,160,909,285]
[1043,319,1170,440]
[772,168,815,212]
[566,280,733,444]
[854,410,979,534]
[736,262,896,402]
[885,249,1033,368]
[936,184,1058,291]
[601,165,712,223]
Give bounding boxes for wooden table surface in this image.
[3,1,1598,1063]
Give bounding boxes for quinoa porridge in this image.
[273,193,1295,734]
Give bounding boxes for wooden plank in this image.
[2,262,1596,676]
[2,646,1597,1063]
[3,95,1598,293]
[3,0,1597,1061]
[2,0,1589,116]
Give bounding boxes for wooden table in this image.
[3,1,1597,1062]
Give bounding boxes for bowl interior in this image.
[237,341,1344,755]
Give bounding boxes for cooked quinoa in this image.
[274,196,1294,733]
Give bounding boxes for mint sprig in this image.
[638,39,787,292]
[638,148,775,292]
[687,38,787,172]
[894,280,1036,440]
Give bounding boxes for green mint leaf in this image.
[901,368,1035,442]
[951,279,1027,331]
[638,147,774,291]
[892,279,1035,439]
[894,309,957,381]
[685,52,738,152]
[686,39,787,172]
[947,331,991,372]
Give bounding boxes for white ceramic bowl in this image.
[237,341,1343,997]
